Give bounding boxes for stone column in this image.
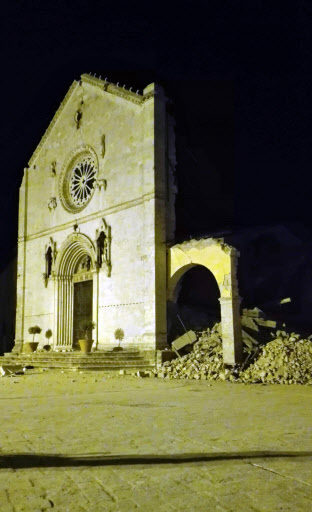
[219,249,243,364]
[93,269,99,349]
[219,295,242,364]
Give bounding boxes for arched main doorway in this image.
[54,233,97,349]
[167,265,221,343]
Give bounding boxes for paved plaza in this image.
[0,371,311,511]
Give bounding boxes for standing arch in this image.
[167,264,221,342]
[168,239,242,364]
[53,233,97,349]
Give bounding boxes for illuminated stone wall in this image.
[168,239,242,364]
[14,75,176,353]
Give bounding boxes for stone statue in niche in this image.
[76,255,92,273]
[48,197,57,211]
[46,247,52,277]
[74,109,82,129]
[96,231,106,267]
[74,100,84,129]
[101,134,106,158]
[43,239,56,287]
[95,219,111,277]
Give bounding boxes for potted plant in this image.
[78,321,95,354]
[24,325,42,353]
[113,328,124,352]
[43,329,52,351]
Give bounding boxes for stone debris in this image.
[172,330,197,355]
[240,331,312,384]
[135,370,149,378]
[1,365,24,377]
[157,324,227,381]
[157,321,312,385]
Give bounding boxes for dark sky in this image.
[1,1,311,253]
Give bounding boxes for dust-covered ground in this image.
[0,370,311,511]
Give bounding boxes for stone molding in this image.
[53,232,98,348]
[54,232,96,277]
[28,81,79,168]
[81,74,144,105]
[18,191,158,243]
[99,301,144,308]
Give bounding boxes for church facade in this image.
[14,75,176,357]
[14,74,242,364]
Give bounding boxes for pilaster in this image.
[13,168,28,352]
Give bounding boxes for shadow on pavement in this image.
[0,451,311,469]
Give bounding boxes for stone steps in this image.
[0,350,154,371]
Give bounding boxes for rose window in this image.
[69,157,96,206]
[59,147,98,213]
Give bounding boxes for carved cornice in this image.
[81,74,148,106]
[28,81,79,168]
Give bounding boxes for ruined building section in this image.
[14,75,176,357]
[167,238,242,365]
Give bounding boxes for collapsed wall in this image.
[158,311,312,385]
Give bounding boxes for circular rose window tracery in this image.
[59,147,98,213]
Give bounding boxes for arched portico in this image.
[53,233,98,349]
[168,238,242,364]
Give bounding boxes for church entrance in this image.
[73,280,93,349]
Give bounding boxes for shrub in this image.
[28,325,42,343]
[82,321,95,339]
[45,329,52,341]
[114,328,124,347]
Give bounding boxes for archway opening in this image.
[167,265,221,344]
[72,255,93,349]
[55,234,96,349]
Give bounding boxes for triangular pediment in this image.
[28,74,153,168]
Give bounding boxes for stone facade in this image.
[14,75,177,356]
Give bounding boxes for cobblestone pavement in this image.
[0,371,311,511]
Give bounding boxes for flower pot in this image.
[78,339,93,354]
[24,342,39,353]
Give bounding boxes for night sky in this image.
[1,2,311,255]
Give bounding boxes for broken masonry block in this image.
[1,365,24,376]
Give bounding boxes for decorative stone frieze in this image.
[50,161,57,177]
[95,179,107,191]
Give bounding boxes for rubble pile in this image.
[158,324,233,381]
[239,331,312,384]
[158,319,312,384]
